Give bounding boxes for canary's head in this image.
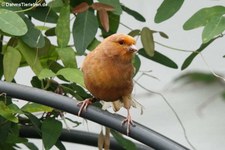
[99,33,137,61]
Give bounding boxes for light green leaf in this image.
[132,55,141,76]
[0,9,27,36]
[57,68,84,87]
[38,68,56,80]
[21,17,45,48]
[22,102,53,113]
[41,118,62,150]
[56,4,70,47]
[16,40,43,75]
[0,101,18,123]
[56,47,77,68]
[73,10,98,55]
[128,29,140,37]
[111,130,136,150]
[3,46,21,82]
[202,16,225,43]
[98,0,122,15]
[183,6,225,30]
[154,0,184,23]
[141,27,154,57]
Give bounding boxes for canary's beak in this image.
[128,44,138,52]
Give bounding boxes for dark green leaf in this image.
[154,0,184,23]
[159,31,169,39]
[98,0,122,15]
[24,112,41,133]
[0,9,27,36]
[121,5,145,22]
[183,6,225,30]
[56,47,77,68]
[202,16,225,43]
[23,142,38,150]
[141,27,154,57]
[57,68,84,87]
[87,38,100,51]
[41,118,62,150]
[16,40,43,75]
[73,10,98,55]
[181,38,216,70]
[111,130,136,150]
[45,27,56,36]
[3,46,21,82]
[21,17,45,48]
[128,29,140,37]
[138,48,178,69]
[56,4,70,47]
[0,100,18,123]
[22,102,53,113]
[38,68,56,80]
[26,7,59,23]
[132,55,141,76]
[55,140,66,150]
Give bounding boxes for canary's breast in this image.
[82,51,134,101]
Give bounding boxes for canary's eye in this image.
[118,40,124,45]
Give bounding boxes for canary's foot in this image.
[77,99,92,116]
[122,110,134,135]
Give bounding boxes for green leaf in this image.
[24,112,42,133]
[87,38,100,51]
[183,6,225,30]
[111,130,136,150]
[56,4,70,47]
[38,68,56,80]
[57,68,84,87]
[41,118,62,150]
[26,7,59,23]
[0,101,18,123]
[141,27,154,57]
[0,9,27,36]
[154,0,184,23]
[23,142,39,150]
[202,16,225,43]
[16,40,43,75]
[121,5,145,22]
[56,47,77,68]
[159,31,169,39]
[73,10,98,55]
[181,38,216,70]
[128,29,140,37]
[22,102,53,113]
[45,27,56,36]
[175,72,218,84]
[98,0,122,15]
[132,55,141,76]
[21,17,45,48]
[3,46,21,82]
[138,48,178,69]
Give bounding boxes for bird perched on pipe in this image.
[78,33,138,135]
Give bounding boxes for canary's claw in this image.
[122,111,134,135]
[77,99,92,116]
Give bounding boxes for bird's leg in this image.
[77,98,93,116]
[122,109,134,135]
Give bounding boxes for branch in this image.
[0,81,189,150]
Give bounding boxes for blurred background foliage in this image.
[0,0,224,149]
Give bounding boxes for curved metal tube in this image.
[0,81,189,150]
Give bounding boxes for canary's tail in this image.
[101,97,144,114]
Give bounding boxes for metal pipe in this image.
[0,81,189,150]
